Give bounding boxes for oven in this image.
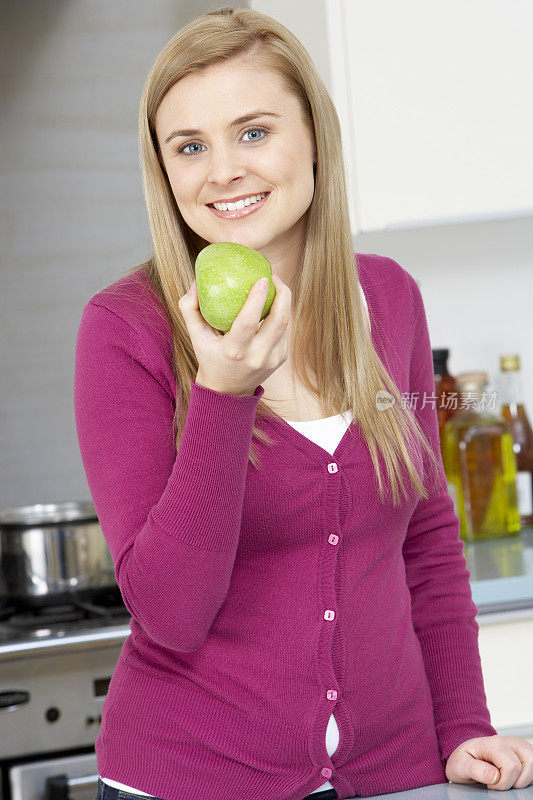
[0,590,130,800]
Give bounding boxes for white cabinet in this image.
[250,0,533,233]
[478,610,533,745]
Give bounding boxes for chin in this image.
[223,234,266,249]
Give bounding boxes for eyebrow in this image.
[164,110,282,144]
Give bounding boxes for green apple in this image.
[195,242,275,333]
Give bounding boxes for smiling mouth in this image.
[207,192,271,219]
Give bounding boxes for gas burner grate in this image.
[0,590,127,628]
[1,604,86,627]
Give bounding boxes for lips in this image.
[207,191,271,219]
[207,192,270,207]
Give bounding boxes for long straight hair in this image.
[103,6,439,508]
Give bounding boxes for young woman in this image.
[74,7,533,800]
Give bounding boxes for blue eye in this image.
[177,126,269,157]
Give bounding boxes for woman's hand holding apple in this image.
[178,273,291,397]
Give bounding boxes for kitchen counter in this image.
[354,782,533,799]
[465,525,533,622]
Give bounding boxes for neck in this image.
[259,218,307,293]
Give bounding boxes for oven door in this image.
[9,753,97,800]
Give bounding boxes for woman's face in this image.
[155,55,316,261]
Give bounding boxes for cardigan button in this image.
[321,767,333,779]
[324,609,335,621]
[327,462,338,473]
[326,689,338,701]
[328,533,339,545]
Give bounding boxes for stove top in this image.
[0,590,131,651]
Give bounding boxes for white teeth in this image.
[212,192,268,211]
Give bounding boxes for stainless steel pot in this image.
[0,501,117,605]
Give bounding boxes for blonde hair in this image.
[103,5,440,507]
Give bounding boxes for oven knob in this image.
[46,706,61,722]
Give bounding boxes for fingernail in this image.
[259,278,269,291]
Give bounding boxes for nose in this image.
[206,145,247,187]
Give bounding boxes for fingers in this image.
[179,275,290,350]
[178,281,197,313]
[486,737,533,791]
[253,274,290,344]
[231,276,271,341]
[449,736,532,791]
[178,281,218,342]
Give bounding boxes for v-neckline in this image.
[257,255,380,464]
[263,408,359,462]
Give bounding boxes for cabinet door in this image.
[478,617,533,742]
[328,0,533,232]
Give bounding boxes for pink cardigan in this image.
[74,253,497,800]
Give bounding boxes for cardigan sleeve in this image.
[401,277,498,762]
[74,300,263,653]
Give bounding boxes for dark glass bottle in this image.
[432,349,458,451]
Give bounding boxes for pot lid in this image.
[0,501,98,527]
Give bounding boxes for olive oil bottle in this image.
[499,354,533,527]
[442,371,521,541]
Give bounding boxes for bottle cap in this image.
[456,371,488,392]
[432,349,450,373]
[500,354,520,372]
